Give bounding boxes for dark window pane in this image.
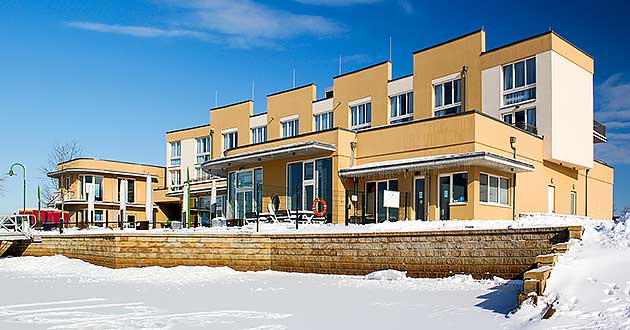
[526,58,536,84]
[453,79,461,103]
[444,81,453,105]
[435,84,443,107]
[527,108,537,128]
[503,114,513,124]
[503,64,513,90]
[515,61,525,87]
[408,92,414,113]
[452,173,468,203]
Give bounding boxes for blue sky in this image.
[0,0,629,214]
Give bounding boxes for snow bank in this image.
[365,269,407,281]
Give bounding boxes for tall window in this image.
[170,141,181,166]
[480,174,509,205]
[227,168,263,219]
[82,175,103,201]
[170,170,181,189]
[196,137,211,163]
[365,179,399,223]
[251,126,267,144]
[434,78,461,117]
[286,158,333,221]
[351,102,372,130]
[127,179,135,203]
[390,91,414,123]
[281,119,299,138]
[196,167,210,181]
[223,131,238,152]
[315,112,333,131]
[503,57,536,106]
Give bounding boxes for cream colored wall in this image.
[333,62,391,128]
[267,85,316,139]
[413,31,485,119]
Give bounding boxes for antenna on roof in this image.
[389,36,392,62]
[549,26,552,31]
[339,54,342,75]
[251,80,255,101]
[215,90,218,108]
[293,67,296,88]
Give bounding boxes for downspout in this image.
[510,136,517,221]
[585,169,589,217]
[349,141,358,227]
[426,173,430,221]
[461,65,468,112]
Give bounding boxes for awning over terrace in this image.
[202,141,336,177]
[338,151,534,178]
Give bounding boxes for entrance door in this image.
[547,185,555,213]
[414,177,426,221]
[439,176,450,220]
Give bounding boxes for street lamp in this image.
[8,163,26,213]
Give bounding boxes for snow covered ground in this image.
[1,215,628,329]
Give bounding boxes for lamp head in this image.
[8,169,15,176]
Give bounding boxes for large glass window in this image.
[223,131,238,151]
[82,175,103,201]
[169,170,181,189]
[434,78,461,117]
[251,126,267,144]
[227,168,263,219]
[390,91,414,124]
[365,179,398,223]
[479,173,509,205]
[351,102,372,130]
[286,158,333,221]
[282,119,299,138]
[315,112,333,131]
[196,137,211,163]
[503,57,536,106]
[503,107,537,134]
[170,141,181,166]
[452,173,467,203]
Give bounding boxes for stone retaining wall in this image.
[0,226,577,279]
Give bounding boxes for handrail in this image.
[0,214,33,239]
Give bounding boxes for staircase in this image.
[0,214,33,241]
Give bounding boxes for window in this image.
[502,107,537,134]
[127,214,135,228]
[440,172,468,204]
[390,91,414,124]
[64,177,70,190]
[196,137,211,163]
[480,173,509,205]
[94,210,104,224]
[82,175,103,201]
[351,102,372,130]
[315,112,334,131]
[366,179,399,223]
[281,119,299,138]
[195,167,210,181]
[118,179,135,203]
[170,141,181,166]
[570,192,577,215]
[223,131,238,152]
[170,170,181,189]
[251,126,267,144]
[286,158,333,221]
[503,57,536,106]
[226,168,263,219]
[434,78,461,117]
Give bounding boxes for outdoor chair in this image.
[258,204,276,223]
[274,209,293,223]
[244,212,260,225]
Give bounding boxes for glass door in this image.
[377,181,388,222]
[439,176,450,220]
[415,177,426,221]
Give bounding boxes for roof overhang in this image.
[338,152,535,178]
[48,168,159,181]
[202,141,336,177]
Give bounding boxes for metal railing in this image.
[0,214,33,240]
[513,122,538,135]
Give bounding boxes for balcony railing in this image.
[593,120,607,143]
[512,122,538,135]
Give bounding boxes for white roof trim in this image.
[432,72,461,85]
[222,128,238,134]
[249,114,267,128]
[280,114,299,122]
[388,75,413,96]
[312,98,333,115]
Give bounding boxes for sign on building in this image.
[383,190,400,208]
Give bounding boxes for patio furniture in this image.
[258,204,276,223]
[274,210,293,223]
[245,212,267,225]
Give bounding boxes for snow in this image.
[3,215,629,329]
[36,214,591,236]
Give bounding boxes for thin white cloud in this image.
[66,0,344,49]
[294,0,382,5]
[596,139,630,164]
[603,121,630,129]
[343,53,375,65]
[607,133,630,140]
[65,21,209,39]
[397,0,414,14]
[595,73,630,122]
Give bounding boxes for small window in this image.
[570,192,577,215]
[452,173,468,203]
[434,78,462,117]
[65,177,70,190]
[314,112,333,131]
[390,91,414,124]
[170,141,181,166]
[251,126,267,144]
[169,170,181,189]
[479,173,510,206]
[281,119,299,138]
[127,179,135,204]
[223,131,238,151]
[503,57,536,106]
[196,137,211,163]
[350,102,372,130]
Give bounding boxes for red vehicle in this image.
[19,209,69,230]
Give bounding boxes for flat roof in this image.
[333,60,390,80]
[166,124,210,134]
[57,158,164,169]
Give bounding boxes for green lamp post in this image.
[8,163,26,213]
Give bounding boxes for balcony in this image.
[593,120,607,143]
[511,122,538,135]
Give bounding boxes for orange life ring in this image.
[312,198,328,217]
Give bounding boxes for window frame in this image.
[281,118,299,138]
[390,91,414,124]
[364,179,399,222]
[433,75,462,117]
[169,169,181,190]
[502,57,536,107]
[314,111,334,132]
[169,141,181,166]
[196,137,211,164]
[251,125,267,144]
[222,130,238,152]
[479,172,511,207]
[501,107,537,134]
[438,171,468,206]
[350,101,372,130]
